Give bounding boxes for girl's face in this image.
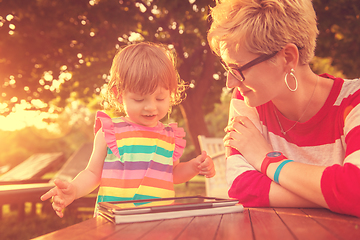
[121,86,171,127]
[220,44,285,107]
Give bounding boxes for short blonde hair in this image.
[105,42,186,112]
[208,0,319,64]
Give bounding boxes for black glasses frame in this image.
[220,51,279,82]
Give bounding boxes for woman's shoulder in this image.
[333,77,360,106]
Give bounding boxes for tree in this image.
[313,0,360,78]
[1,0,359,154]
[0,0,225,153]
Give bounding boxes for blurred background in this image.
[0,0,359,239]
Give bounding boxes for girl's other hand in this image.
[195,151,216,178]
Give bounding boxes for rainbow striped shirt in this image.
[94,111,186,211]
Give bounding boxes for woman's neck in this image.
[272,66,331,122]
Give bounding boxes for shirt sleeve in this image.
[321,87,360,218]
[228,169,272,207]
[226,89,272,206]
[321,162,360,218]
[169,123,186,162]
[94,111,120,158]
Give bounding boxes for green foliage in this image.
[0,0,223,113]
[205,89,232,138]
[311,56,346,78]
[0,0,225,151]
[313,0,360,78]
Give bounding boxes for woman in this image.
[207,0,360,217]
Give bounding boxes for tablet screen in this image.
[98,196,238,215]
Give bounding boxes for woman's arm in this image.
[228,166,320,208]
[266,162,326,207]
[225,116,328,206]
[225,115,360,216]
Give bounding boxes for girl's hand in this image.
[193,151,216,178]
[40,179,76,218]
[199,154,216,178]
[224,116,273,170]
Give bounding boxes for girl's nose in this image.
[144,100,156,111]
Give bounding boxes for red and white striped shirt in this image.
[227,74,360,217]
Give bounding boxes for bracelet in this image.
[273,160,294,184]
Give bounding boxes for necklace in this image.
[274,75,319,135]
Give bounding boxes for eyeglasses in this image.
[220,51,279,82]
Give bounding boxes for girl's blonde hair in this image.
[104,42,186,112]
[208,0,319,65]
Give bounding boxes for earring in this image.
[167,107,172,123]
[284,69,298,92]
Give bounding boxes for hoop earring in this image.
[284,69,298,92]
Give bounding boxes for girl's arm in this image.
[41,129,107,217]
[172,151,215,184]
[71,129,108,198]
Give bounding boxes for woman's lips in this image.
[240,89,251,96]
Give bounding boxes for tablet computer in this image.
[98,196,239,215]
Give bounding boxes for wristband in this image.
[261,151,287,174]
[274,160,294,184]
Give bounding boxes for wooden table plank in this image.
[139,217,193,240]
[301,208,360,240]
[33,216,109,240]
[176,214,222,240]
[72,220,127,240]
[250,208,295,240]
[275,208,338,240]
[215,209,253,240]
[32,207,360,240]
[104,220,163,240]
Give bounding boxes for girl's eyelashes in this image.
[134,99,144,102]
[156,98,165,101]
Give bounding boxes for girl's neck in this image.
[122,116,160,128]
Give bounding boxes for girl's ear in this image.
[111,86,122,103]
[282,43,299,71]
[117,93,123,104]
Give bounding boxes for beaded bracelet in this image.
[274,160,294,184]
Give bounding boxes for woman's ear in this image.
[282,43,299,71]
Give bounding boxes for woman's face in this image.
[220,44,285,107]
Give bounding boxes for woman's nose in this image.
[226,74,242,89]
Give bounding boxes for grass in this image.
[0,176,206,240]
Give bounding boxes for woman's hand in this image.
[224,115,273,170]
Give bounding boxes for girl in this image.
[41,42,215,218]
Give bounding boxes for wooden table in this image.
[33,208,360,240]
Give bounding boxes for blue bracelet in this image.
[274,160,294,184]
